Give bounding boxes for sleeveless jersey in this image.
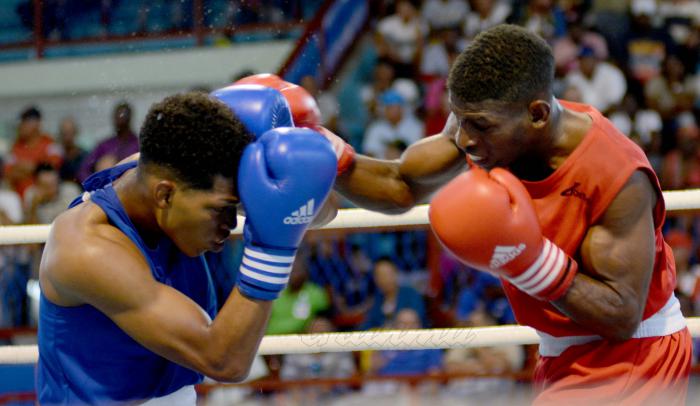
[503,100,676,337]
[37,161,218,404]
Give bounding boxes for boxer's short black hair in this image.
[447,24,554,104]
[139,92,254,191]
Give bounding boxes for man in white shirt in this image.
[565,46,627,113]
[362,90,424,158]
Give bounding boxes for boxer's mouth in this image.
[468,153,484,163]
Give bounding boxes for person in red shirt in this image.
[296,25,690,404]
[6,106,62,198]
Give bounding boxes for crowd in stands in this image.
[1,0,700,402]
[6,0,322,44]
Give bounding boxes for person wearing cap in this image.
[362,89,424,158]
[5,106,63,198]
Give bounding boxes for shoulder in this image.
[617,170,656,205]
[402,116,424,132]
[378,15,399,31]
[39,134,55,143]
[366,121,390,134]
[94,136,117,150]
[601,170,656,225]
[42,204,148,304]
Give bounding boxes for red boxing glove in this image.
[235,73,355,175]
[429,166,577,301]
[235,73,321,129]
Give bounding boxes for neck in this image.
[510,99,564,181]
[117,128,132,138]
[113,168,163,247]
[514,99,592,181]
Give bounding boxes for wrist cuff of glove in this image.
[506,238,578,302]
[314,126,355,176]
[336,143,356,176]
[237,244,296,301]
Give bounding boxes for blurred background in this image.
[0,0,699,404]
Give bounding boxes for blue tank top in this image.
[37,162,218,404]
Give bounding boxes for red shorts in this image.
[533,328,692,405]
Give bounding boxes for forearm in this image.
[204,288,273,381]
[551,273,642,340]
[335,155,416,213]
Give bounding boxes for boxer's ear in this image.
[528,99,551,129]
[154,180,175,208]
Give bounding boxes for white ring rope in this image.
[1,189,700,245]
[1,319,699,364]
[0,188,699,364]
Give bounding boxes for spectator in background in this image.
[421,0,469,31]
[375,0,428,78]
[78,102,138,182]
[623,0,675,86]
[420,27,462,80]
[362,90,424,158]
[360,61,396,119]
[660,113,700,190]
[56,116,87,184]
[6,106,62,198]
[364,308,442,394]
[0,160,24,228]
[462,0,512,40]
[659,0,700,59]
[0,159,30,328]
[444,303,524,396]
[363,257,426,329]
[564,46,627,113]
[669,19,700,76]
[308,240,376,330]
[644,54,697,121]
[636,109,665,174]
[552,21,609,77]
[279,317,356,403]
[23,163,81,225]
[513,0,567,42]
[266,256,330,335]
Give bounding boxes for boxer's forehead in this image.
[448,93,519,119]
[209,174,239,203]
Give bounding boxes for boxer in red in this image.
[248,24,691,405]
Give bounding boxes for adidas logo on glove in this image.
[489,244,526,269]
[283,199,316,225]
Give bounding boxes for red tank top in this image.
[503,100,676,337]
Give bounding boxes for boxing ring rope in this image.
[0,188,700,364]
[2,189,700,245]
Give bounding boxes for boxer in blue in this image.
[37,88,337,404]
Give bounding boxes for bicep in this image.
[399,132,465,201]
[54,241,214,373]
[580,171,657,307]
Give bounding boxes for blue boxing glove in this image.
[237,127,337,300]
[211,84,293,137]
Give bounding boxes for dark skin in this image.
[40,163,272,382]
[335,95,657,340]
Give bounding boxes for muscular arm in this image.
[551,171,657,340]
[41,219,271,382]
[335,114,466,213]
